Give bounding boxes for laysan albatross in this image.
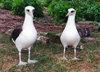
[11,6,38,66]
[60,8,81,60]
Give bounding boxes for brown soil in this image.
[0,8,63,33]
[0,8,97,35]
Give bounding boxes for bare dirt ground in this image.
[0,8,63,34]
[0,8,98,36]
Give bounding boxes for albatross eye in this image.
[71,11,75,13]
[27,9,29,12]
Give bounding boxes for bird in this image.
[11,6,38,66]
[78,27,90,37]
[60,8,81,60]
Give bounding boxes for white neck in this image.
[22,13,35,30]
[65,14,76,29]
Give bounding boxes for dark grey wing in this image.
[10,28,22,41]
[78,27,90,37]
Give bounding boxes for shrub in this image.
[47,0,100,23]
[43,0,52,7]
[1,0,43,17]
[88,2,100,22]
[11,0,43,17]
[2,0,13,10]
[68,1,100,22]
[68,1,90,21]
[0,0,2,3]
[47,0,69,23]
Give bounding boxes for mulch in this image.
[0,8,97,35]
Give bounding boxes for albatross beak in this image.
[66,12,71,16]
[30,10,33,17]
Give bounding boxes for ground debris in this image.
[0,8,99,36]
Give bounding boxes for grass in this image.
[0,32,100,72]
[91,32,100,38]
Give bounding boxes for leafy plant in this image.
[2,0,13,10]
[0,0,2,3]
[68,1,100,22]
[11,0,43,17]
[47,0,69,23]
[68,1,90,21]
[90,2,100,22]
[43,0,52,7]
[1,0,43,17]
[47,0,100,23]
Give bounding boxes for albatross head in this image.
[25,6,35,17]
[66,8,76,16]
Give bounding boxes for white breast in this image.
[60,15,80,47]
[61,27,80,46]
[15,27,37,48]
[15,29,37,49]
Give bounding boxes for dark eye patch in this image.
[27,9,29,12]
[71,11,75,13]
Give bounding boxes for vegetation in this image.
[68,0,100,22]
[2,0,13,10]
[46,0,100,23]
[1,0,100,23]
[0,0,100,71]
[47,0,68,23]
[42,0,52,7]
[1,0,43,17]
[0,32,100,72]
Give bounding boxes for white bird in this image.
[11,6,38,66]
[60,8,81,60]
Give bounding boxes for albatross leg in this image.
[18,50,27,66]
[72,46,80,60]
[61,46,67,60]
[28,47,38,64]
